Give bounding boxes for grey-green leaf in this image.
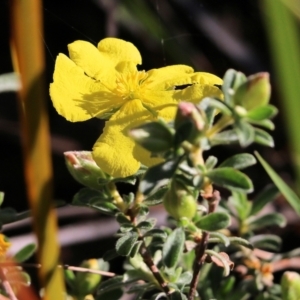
[140,158,180,196]
[116,232,139,256]
[206,167,253,193]
[211,129,239,146]
[205,156,218,170]
[246,105,278,121]
[162,228,185,268]
[219,153,256,170]
[227,237,254,250]
[235,121,255,147]
[249,234,282,252]
[254,128,274,147]
[195,212,231,231]
[247,213,286,231]
[14,243,37,263]
[129,121,174,153]
[250,184,279,215]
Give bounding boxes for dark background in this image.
[0,0,298,279]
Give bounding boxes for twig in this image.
[188,190,220,300]
[62,265,116,277]
[0,267,18,300]
[139,241,171,296]
[0,262,116,277]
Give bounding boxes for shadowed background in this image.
[0,0,299,286]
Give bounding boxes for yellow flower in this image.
[50,38,222,178]
[0,233,10,257]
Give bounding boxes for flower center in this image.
[115,71,148,100]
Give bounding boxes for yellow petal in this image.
[92,99,154,178]
[50,54,122,121]
[50,54,96,122]
[133,143,163,168]
[98,38,142,66]
[191,72,223,85]
[173,84,223,103]
[68,40,114,81]
[146,65,194,90]
[142,89,177,108]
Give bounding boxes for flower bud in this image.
[163,180,197,220]
[64,151,108,190]
[234,72,271,110]
[175,102,205,145]
[281,271,300,300]
[75,259,103,296]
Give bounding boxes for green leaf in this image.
[72,188,110,206]
[206,167,253,193]
[129,241,142,258]
[255,151,300,216]
[174,120,194,147]
[247,213,286,231]
[116,232,139,256]
[97,276,124,297]
[235,121,255,147]
[169,290,188,300]
[254,128,274,147]
[250,234,282,251]
[246,104,278,121]
[198,98,216,127]
[251,184,279,215]
[137,219,156,230]
[90,201,119,215]
[205,156,218,170]
[143,187,168,206]
[102,249,118,261]
[14,243,37,263]
[116,213,132,225]
[96,288,124,300]
[220,276,236,295]
[211,129,239,146]
[208,231,230,246]
[140,158,180,196]
[204,97,233,115]
[222,69,247,106]
[227,237,254,250]
[129,121,174,153]
[205,249,231,276]
[64,269,76,291]
[195,212,231,231]
[177,271,193,288]
[219,153,256,170]
[228,191,251,221]
[162,228,185,268]
[144,229,167,240]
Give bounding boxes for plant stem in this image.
[206,115,233,138]
[188,191,221,300]
[139,241,172,297]
[107,182,126,212]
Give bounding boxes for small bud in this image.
[75,259,103,296]
[175,102,205,145]
[163,180,197,220]
[64,151,108,189]
[281,271,300,300]
[234,72,271,110]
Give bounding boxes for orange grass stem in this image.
[10,1,65,299]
